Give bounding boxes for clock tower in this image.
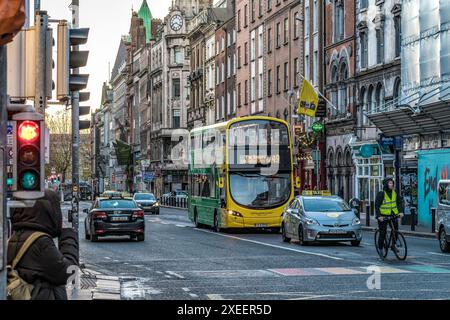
[170,0,213,19]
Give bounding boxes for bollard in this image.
[410,207,416,231]
[431,208,436,234]
[366,204,371,227]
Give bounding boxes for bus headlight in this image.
[228,210,243,217]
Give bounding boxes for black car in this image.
[133,193,160,215]
[84,197,145,242]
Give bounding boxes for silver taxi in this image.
[281,191,362,246]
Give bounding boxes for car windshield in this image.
[229,173,291,209]
[134,194,156,201]
[99,200,137,209]
[302,198,352,212]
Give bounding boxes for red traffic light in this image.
[18,121,40,142]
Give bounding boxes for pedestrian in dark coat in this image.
[7,189,79,300]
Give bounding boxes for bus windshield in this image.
[229,173,291,209]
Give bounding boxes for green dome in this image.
[138,0,153,42]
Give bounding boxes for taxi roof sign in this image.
[302,190,332,196]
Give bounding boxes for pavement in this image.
[65,203,450,300]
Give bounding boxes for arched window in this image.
[359,87,367,127]
[367,85,374,114]
[338,61,349,114]
[334,0,345,42]
[375,83,383,112]
[330,64,338,115]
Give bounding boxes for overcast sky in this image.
[30,0,170,113]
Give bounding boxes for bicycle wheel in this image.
[374,230,388,258]
[392,231,407,261]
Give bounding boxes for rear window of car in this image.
[99,200,137,209]
[439,183,450,206]
[134,194,156,201]
[303,198,352,212]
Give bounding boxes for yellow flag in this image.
[297,79,319,117]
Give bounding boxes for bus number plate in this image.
[255,224,268,228]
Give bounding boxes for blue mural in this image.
[418,149,450,228]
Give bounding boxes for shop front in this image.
[351,141,395,214]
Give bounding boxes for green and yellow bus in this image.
[188,116,297,231]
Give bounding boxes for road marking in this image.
[182,288,190,292]
[167,271,185,279]
[427,252,449,257]
[189,293,199,298]
[104,257,112,260]
[194,229,343,261]
[207,294,227,300]
[164,275,172,278]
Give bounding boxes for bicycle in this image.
[374,215,408,260]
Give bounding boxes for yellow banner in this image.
[297,79,319,117]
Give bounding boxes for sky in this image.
[30,0,171,113]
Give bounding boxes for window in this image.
[268,28,272,52]
[244,4,248,27]
[258,27,263,57]
[221,95,225,119]
[276,22,281,47]
[284,62,289,91]
[251,75,256,102]
[227,55,231,78]
[394,16,401,58]
[393,78,401,107]
[233,53,236,75]
[334,1,344,42]
[305,54,310,80]
[313,51,318,86]
[238,83,242,106]
[259,73,263,99]
[376,28,384,64]
[227,31,231,48]
[259,0,263,17]
[293,58,299,87]
[267,0,272,11]
[284,18,289,44]
[221,62,225,83]
[244,42,249,65]
[276,65,281,93]
[313,0,318,33]
[173,78,180,98]
[360,31,368,68]
[251,0,255,22]
[304,6,310,36]
[267,69,273,96]
[174,47,183,64]
[173,109,180,128]
[216,65,220,85]
[339,63,349,114]
[216,98,220,120]
[360,0,368,10]
[233,89,236,114]
[238,47,242,68]
[221,37,225,52]
[294,12,300,39]
[251,31,256,61]
[245,80,249,104]
[227,91,231,115]
[238,10,241,31]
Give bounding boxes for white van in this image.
[437,180,450,252]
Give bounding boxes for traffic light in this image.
[57,21,90,99]
[12,112,45,200]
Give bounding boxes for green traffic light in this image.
[6,178,13,186]
[20,171,39,190]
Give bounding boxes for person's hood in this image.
[383,177,395,192]
[11,189,63,238]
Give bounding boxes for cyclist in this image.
[375,177,404,256]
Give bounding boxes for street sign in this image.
[311,121,324,134]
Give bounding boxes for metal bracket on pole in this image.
[6,99,35,113]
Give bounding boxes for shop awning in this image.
[350,140,393,159]
[367,102,450,137]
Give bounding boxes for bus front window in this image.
[229,173,291,209]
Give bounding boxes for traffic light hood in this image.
[11,189,63,238]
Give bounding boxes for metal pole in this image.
[34,11,48,114]
[0,46,8,300]
[71,0,80,237]
[34,0,41,12]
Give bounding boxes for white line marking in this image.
[176,224,187,228]
[189,293,198,298]
[167,271,185,279]
[427,252,450,257]
[182,288,190,292]
[194,229,343,261]
[207,294,227,300]
[104,257,112,260]
[164,275,172,278]
[156,271,163,274]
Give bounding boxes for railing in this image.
[161,196,188,209]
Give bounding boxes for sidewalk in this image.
[359,212,436,239]
[68,267,122,300]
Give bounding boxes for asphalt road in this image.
[72,203,450,300]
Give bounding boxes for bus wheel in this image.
[194,208,201,228]
[213,211,220,233]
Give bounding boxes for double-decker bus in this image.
[188,116,297,231]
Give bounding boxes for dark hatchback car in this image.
[84,197,145,242]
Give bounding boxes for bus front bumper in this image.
[225,215,282,228]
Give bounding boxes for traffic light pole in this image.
[0,46,8,300]
[35,11,49,114]
[71,0,80,239]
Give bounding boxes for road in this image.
[72,203,450,300]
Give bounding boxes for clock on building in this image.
[170,14,183,31]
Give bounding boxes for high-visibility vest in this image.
[379,191,399,216]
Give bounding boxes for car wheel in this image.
[136,234,145,242]
[90,234,99,242]
[194,208,201,228]
[281,223,291,243]
[351,240,361,247]
[84,223,91,240]
[439,228,450,253]
[298,225,308,246]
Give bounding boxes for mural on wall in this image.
[418,150,450,227]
